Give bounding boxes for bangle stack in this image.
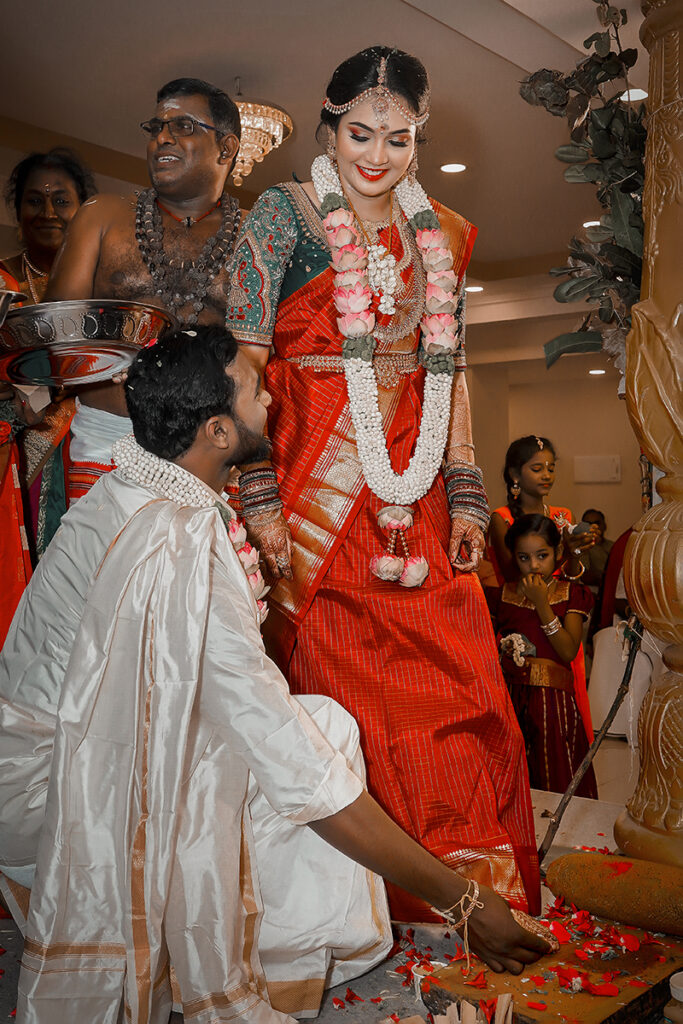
[239,466,283,519]
[431,878,484,974]
[541,616,562,637]
[443,462,490,531]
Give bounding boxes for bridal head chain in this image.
[311,152,463,587]
[112,434,269,623]
[322,56,430,129]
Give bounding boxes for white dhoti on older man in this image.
[0,470,391,1024]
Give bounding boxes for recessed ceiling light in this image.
[583,220,601,228]
[440,163,466,173]
[620,88,648,101]
[589,369,606,375]
[465,285,483,293]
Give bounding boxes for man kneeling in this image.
[0,326,548,1024]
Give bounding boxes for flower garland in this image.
[113,434,269,623]
[312,154,462,585]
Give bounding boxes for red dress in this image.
[486,581,598,799]
[228,183,541,918]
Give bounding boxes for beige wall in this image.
[470,360,642,541]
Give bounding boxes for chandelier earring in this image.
[510,481,521,498]
[406,150,418,185]
[325,128,337,163]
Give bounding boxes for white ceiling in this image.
[0,0,647,267]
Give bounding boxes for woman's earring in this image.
[326,130,336,163]
[511,481,521,498]
[407,150,418,184]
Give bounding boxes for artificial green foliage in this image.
[342,335,376,361]
[320,193,348,217]
[520,1,646,370]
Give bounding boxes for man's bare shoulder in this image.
[76,191,141,226]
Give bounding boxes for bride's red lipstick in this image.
[356,165,389,181]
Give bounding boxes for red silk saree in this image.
[228,184,540,918]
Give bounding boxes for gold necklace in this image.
[22,252,48,304]
[342,188,394,256]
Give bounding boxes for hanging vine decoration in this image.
[520,1,646,390]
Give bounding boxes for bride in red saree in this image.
[227,46,540,920]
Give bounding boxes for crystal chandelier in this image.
[233,97,293,187]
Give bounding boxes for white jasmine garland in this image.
[345,359,452,504]
[312,154,458,507]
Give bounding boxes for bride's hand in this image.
[449,517,485,573]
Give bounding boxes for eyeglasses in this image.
[140,115,224,140]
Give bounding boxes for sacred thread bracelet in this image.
[239,466,283,519]
[443,462,490,531]
[431,878,484,974]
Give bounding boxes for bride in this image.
[227,45,541,923]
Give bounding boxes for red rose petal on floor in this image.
[574,949,589,961]
[527,1002,547,1011]
[405,928,415,943]
[585,981,619,996]
[530,975,545,985]
[465,969,488,989]
[550,921,571,943]
[390,1013,400,1022]
[332,997,345,1009]
[619,933,640,952]
[370,997,383,1004]
[345,988,363,1003]
[628,979,649,988]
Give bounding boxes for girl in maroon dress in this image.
[486,514,598,798]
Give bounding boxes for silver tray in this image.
[0,299,176,386]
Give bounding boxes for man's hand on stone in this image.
[466,887,551,974]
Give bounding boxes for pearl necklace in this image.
[113,434,217,508]
[112,434,269,622]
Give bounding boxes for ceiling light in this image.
[589,369,606,375]
[583,220,601,228]
[231,78,293,186]
[440,163,466,173]
[620,88,648,102]
[465,285,483,293]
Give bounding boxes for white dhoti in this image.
[0,474,391,1024]
[67,400,132,502]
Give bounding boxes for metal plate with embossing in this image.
[0,299,176,386]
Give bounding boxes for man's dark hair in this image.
[4,148,97,219]
[125,324,239,459]
[582,508,606,524]
[157,78,241,142]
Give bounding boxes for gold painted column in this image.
[615,0,683,866]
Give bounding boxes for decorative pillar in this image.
[615,0,683,866]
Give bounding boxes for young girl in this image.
[486,514,598,799]
[481,435,594,587]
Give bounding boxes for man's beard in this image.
[232,417,272,465]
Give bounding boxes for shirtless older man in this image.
[46,76,241,500]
